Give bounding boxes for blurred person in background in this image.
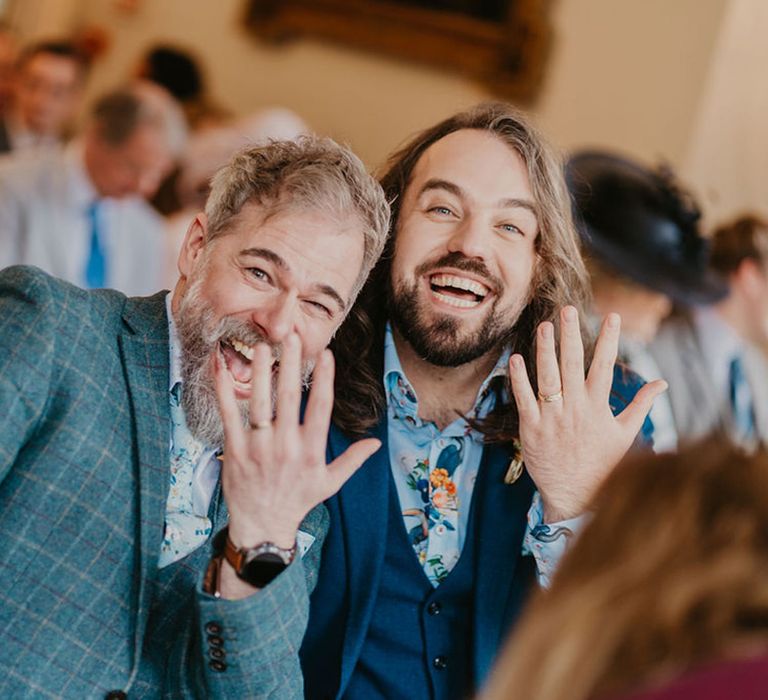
[164,107,310,285]
[567,152,728,452]
[135,44,231,216]
[0,40,88,154]
[137,43,229,130]
[651,215,768,451]
[481,439,768,700]
[0,80,186,295]
[0,23,17,117]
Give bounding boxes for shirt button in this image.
[209,647,226,660]
[104,692,127,700]
[208,634,224,648]
[433,655,448,670]
[427,601,442,616]
[209,659,227,672]
[435,524,446,536]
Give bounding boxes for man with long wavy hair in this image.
[299,103,667,699]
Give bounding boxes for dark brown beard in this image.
[388,253,520,367]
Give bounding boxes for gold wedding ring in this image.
[249,419,272,430]
[538,390,563,403]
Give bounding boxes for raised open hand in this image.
[509,306,667,523]
[214,332,381,551]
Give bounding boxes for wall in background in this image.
[10,0,754,226]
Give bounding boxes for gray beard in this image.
[173,276,313,448]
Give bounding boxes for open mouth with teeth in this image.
[428,273,491,309]
[218,337,275,396]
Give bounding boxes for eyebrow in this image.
[418,178,539,218]
[239,247,347,313]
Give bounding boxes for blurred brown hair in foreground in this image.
[481,440,768,700]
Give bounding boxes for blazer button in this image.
[205,621,222,635]
[207,634,224,648]
[433,655,448,670]
[209,647,226,660]
[209,659,228,672]
[104,692,127,700]
[427,601,442,616]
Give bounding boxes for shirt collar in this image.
[694,305,744,366]
[64,140,100,209]
[166,292,183,392]
[382,322,510,426]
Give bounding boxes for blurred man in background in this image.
[0,40,87,153]
[0,24,17,118]
[652,214,768,450]
[0,81,186,295]
[567,152,728,452]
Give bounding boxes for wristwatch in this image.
[210,526,297,589]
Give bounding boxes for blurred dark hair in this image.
[710,214,768,276]
[142,45,202,102]
[482,439,768,700]
[17,39,89,76]
[330,101,591,440]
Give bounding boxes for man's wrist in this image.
[227,517,299,551]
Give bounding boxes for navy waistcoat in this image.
[344,475,478,699]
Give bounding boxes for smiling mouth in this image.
[428,273,491,309]
[218,337,277,393]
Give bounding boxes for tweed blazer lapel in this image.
[471,443,536,686]
[119,291,171,669]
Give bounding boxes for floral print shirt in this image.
[384,324,584,588]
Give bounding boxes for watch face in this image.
[242,555,289,588]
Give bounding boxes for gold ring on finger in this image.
[249,419,272,430]
[538,390,563,403]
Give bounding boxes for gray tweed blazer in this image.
[0,266,322,699]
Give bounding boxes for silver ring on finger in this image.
[249,418,272,430]
[538,390,563,403]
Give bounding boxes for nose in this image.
[253,292,299,345]
[446,214,489,260]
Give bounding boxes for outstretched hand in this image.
[214,332,381,552]
[509,306,667,523]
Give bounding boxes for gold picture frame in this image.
[244,0,552,103]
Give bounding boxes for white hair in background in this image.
[176,107,310,208]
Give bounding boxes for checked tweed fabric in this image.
[0,266,325,699]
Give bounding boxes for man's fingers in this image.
[213,351,246,456]
[586,313,621,398]
[508,353,538,422]
[275,333,301,430]
[303,349,335,455]
[559,306,586,400]
[326,438,382,494]
[616,379,668,436]
[248,342,274,428]
[535,321,562,402]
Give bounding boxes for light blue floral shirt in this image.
[384,324,584,588]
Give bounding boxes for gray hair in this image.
[204,136,390,301]
[90,80,188,157]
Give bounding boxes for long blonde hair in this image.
[482,441,768,700]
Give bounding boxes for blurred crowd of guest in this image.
[0,26,308,295]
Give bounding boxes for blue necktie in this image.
[729,354,755,442]
[84,201,107,288]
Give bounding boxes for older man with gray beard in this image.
[0,136,389,698]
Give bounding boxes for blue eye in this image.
[429,206,454,216]
[500,223,523,235]
[304,299,332,317]
[248,268,269,282]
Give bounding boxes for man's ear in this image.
[178,213,209,280]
